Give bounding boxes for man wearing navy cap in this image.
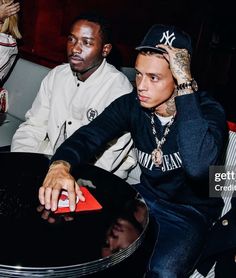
[38,24,228,277]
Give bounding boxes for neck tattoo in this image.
[151,112,175,166]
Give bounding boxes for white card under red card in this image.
[55,186,102,214]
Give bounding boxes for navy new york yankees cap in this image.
[135,24,192,55]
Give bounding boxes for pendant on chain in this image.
[151,148,163,166]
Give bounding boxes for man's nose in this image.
[72,41,82,54]
[137,76,148,91]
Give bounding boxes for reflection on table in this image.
[0,152,149,277]
[101,198,147,257]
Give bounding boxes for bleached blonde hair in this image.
[0,0,22,39]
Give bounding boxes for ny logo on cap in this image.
[160,31,176,46]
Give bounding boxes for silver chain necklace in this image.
[151,112,175,166]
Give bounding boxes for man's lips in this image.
[138,94,149,102]
[69,55,83,63]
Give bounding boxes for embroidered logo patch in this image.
[87,108,98,121]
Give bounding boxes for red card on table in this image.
[55,186,102,214]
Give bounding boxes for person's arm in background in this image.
[10,72,53,154]
[0,0,20,23]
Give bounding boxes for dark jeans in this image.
[133,183,211,278]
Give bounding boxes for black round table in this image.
[0,152,150,277]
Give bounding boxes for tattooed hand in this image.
[156,44,192,84]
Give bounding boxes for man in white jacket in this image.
[11,12,136,180]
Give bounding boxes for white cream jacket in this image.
[11,60,136,178]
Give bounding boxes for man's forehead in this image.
[70,23,101,38]
[135,53,170,74]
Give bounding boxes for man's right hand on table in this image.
[38,160,85,212]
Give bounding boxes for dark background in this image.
[17,0,235,121]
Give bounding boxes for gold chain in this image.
[150,113,175,166]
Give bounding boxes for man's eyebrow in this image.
[68,33,95,40]
[147,72,162,78]
[83,36,95,41]
[134,69,161,77]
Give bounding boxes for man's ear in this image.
[102,43,112,57]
